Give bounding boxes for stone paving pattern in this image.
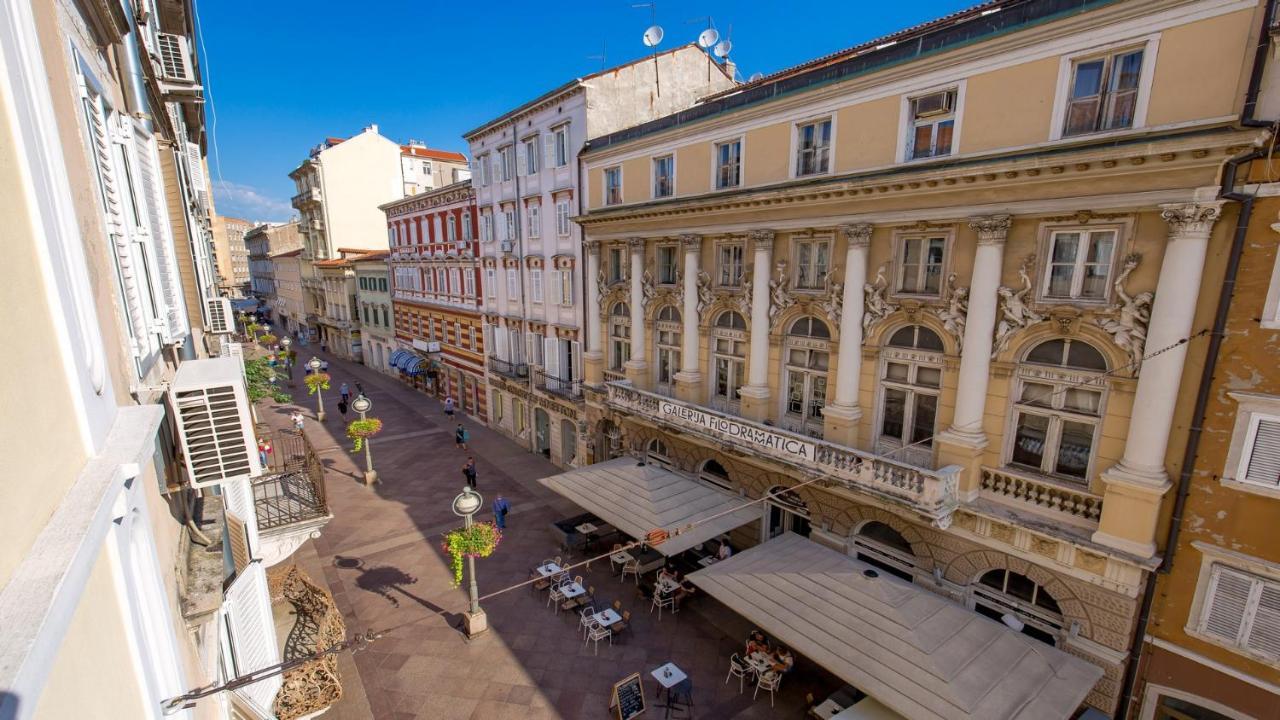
[264,349,839,719]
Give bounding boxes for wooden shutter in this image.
[531,269,543,303]
[222,477,260,560]
[1201,565,1252,644]
[1248,582,1280,657]
[225,513,250,574]
[545,337,559,380]
[223,562,282,714]
[1244,418,1280,487]
[571,341,582,381]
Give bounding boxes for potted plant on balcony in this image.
[345,417,382,452]
[441,522,502,587]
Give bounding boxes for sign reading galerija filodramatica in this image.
[658,400,816,461]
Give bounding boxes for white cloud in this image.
[213,180,295,222]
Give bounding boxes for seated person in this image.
[746,630,769,657]
[657,566,675,584]
[673,579,696,607]
[717,542,732,560]
[770,647,794,673]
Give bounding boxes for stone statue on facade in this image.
[1096,252,1152,370]
[696,270,714,320]
[993,255,1044,357]
[640,270,656,308]
[936,272,969,350]
[862,262,892,338]
[817,271,844,329]
[768,260,794,326]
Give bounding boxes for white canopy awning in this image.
[689,533,1102,720]
[536,457,759,556]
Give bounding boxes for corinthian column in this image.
[624,237,649,387]
[822,223,872,447]
[674,234,704,401]
[1094,201,1224,558]
[935,216,1010,489]
[738,229,775,421]
[584,240,604,384]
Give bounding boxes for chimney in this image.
[722,59,738,83]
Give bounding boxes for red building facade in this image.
[381,181,487,419]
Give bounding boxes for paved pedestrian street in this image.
[266,351,835,719]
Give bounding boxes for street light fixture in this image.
[451,486,487,637]
[280,336,294,384]
[352,394,377,485]
[306,356,325,421]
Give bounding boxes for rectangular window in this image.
[523,137,539,175]
[480,213,493,242]
[559,270,574,306]
[449,269,460,295]
[527,204,540,239]
[492,390,504,422]
[717,244,744,287]
[657,246,678,285]
[485,268,496,298]
[477,154,490,186]
[503,209,516,242]
[530,269,544,303]
[907,89,956,160]
[463,270,475,298]
[1044,229,1116,301]
[499,145,515,182]
[1239,414,1280,489]
[897,236,946,295]
[794,239,831,290]
[715,140,741,189]
[506,268,518,299]
[461,210,473,241]
[604,166,622,206]
[556,200,571,237]
[1064,49,1144,137]
[1197,564,1280,660]
[445,216,457,243]
[552,125,569,167]
[795,119,832,176]
[1009,378,1102,482]
[379,278,387,292]
[653,155,673,198]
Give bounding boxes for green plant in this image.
[259,333,278,345]
[441,522,502,587]
[304,372,331,395]
[242,357,290,403]
[345,417,383,452]
[246,322,261,338]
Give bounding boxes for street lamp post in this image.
[306,356,325,421]
[281,336,294,386]
[451,487,487,637]
[351,394,377,485]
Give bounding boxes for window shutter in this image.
[1245,419,1280,487]
[545,134,557,167]
[1248,582,1280,657]
[495,327,508,360]
[222,562,282,714]
[507,269,518,298]
[531,269,543,303]
[545,337,559,379]
[225,513,251,574]
[526,332,538,367]
[491,155,502,182]
[483,324,493,355]
[516,147,526,176]
[1202,566,1252,644]
[571,341,582,381]
[132,129,186,341]
[485,268,496,298]
[563,271,575,305]
[546,270,560,306]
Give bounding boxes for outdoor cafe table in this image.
[650,662,687,695]
[746,651,773,675]
[592,608,622,627]
[610,549,635,567]
[560,582,586,599]
[656,577,681,595]
[534,563,562,577]
[811,698,846,718]
[697,556,718,568]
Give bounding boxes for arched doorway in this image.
[971,568,1064,646]
[852,521,916,582]
[533,408,551,458]
[764,485,810,540]
[560,419,577,466]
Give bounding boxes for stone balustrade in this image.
[979,466,1104,525]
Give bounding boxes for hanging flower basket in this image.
[346,418,383,452]
[246,322,261,338]
[304,372,331,395]
[259,333,278,346]
[441,522,502,587]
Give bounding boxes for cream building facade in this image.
[469,44,735,467]
[246,220,302,304]
[212,215,252,297]
[314,252,363,360]
[271,248,306,339]
[573,1,1279,716]
[353,252,395,373]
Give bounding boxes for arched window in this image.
[654,306,682,396]
[852,521,916,583]
[609,302,631,371]
[1009,338,1107,482]
[972,569,1064,646]
[646,437,671,469]
[698,459,732,490]
[877,326,945,466]
[710,311,747,412]
[783,317,830,436]
[766,485,811,539]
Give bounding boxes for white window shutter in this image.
[483,324,493,356]
[545,134,557,167]
[531,270,543,303]
[1245,418,1280,487]
[545,270,559,306]
[545,337,559,379]
[222,477,260,559]
[526,332,537,366]
[491,154,502,182]
[485,268,496,298]
[1202,566,1252,644]
[495,327,508,360]
[507,269,518,298]
[571,341,582,381]
[1248,582,1280,657]
[223,562,282,714]
[563,271,575,305]
[516,147,526,176]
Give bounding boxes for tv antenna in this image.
[634,3,663,96]
[587,42,607,71]
[748,72,764,83]
[692,16,720,81]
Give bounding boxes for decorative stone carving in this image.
[841,223,873,248]
[1160,202,1223,238]
[1095,252,1152,370]
[768,261,794,326]
[936,273,969,350]
[968,214,1012,246]
[596,268,606,292]
[861,262,893,339]
[748,228,776,248]
[640,270,655,309]
[993,255,1044,357]
[817,271,843,328]
[696,270,714,320]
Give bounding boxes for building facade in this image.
[314,251,363,360]
[271,248,306,340]
[246,220,302,304]
[401,142,471,196]
[573,1,1279,715]
[384,182,487,417]
[213,215,252,297]
[468,44,735,467]
[353,252,394,373]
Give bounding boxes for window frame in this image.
[891,230,952,299]
[874,326,945,466]
[897,82,964,163]
[603,166,623,206]
[792,236,832,291]
[708,311,747,413]
[1049,36,1159,142]
[609,301,632,370]
[1186,542,1280,665]
[656,244,679,286]
[1221,392,1280,499]
[716,241,745,288]
[791,115,834,178]
[522,135,540,175]
[498,144,516,182]
[712,137,744,190]
[555,198,572,237]
[1035,222,1127,306]
[526,202,541,240]
[652,154,675,199]
[551,123,570,168]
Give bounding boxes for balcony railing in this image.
[979,466,1103,526]
[253,429,328,531]
[268,564,344,720]
[604,382,961,526]
[488,357,529,380]
[290,187,321,206]
[534,369,582,400]
[603,368,627,383]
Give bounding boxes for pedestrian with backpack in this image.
[462,457,478,489]
[455,423,469,450]
[492,494,510,529]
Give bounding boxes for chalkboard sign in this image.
[610,672,646,720]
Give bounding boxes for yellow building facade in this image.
[575,1,1278,715]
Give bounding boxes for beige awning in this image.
[689,533,1102,720]
[536,457,759,556]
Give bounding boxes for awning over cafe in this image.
[688,533,1102,720]
[536,457,759,556]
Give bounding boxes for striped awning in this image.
[389,349,412,370]
[403,355,424,375]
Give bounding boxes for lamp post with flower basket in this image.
[348,394,380,485]
[446,486,499,637]
[305,356,328,421]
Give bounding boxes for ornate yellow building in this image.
[566,0,1279,715]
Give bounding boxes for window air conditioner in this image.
[914,91,954,117]
[156,33,196,84]
[168,357,261,488]
[206,297,234,334]
[221,341,243,361]
[500,241,514,253]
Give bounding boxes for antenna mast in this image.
[635,3,663,96]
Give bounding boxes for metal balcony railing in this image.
[487,357,529,380]
[252,429,328,531]
[268,564,344,719]
[534,369,582,400]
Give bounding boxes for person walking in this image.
[462,457,478,489]
[443,395,455,418]
[337,398,348,418]
[321,359,329,372]
[354,380,364,395]
[492,494,510,529]
[455,423,469,450]
[290,412,305,433]
[257,438,272,468]
[340,382,350,403]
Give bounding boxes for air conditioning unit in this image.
[168,357,261,488]
[206,297,234,334]
[155,33,203,99]
[221,342,243,361]
[500,241,514,253]
[913,90,954,118]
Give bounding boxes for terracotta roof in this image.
[402,146,468,163]
[352,250,390,261]
[325,137,346,146]
[335,247,377,256]
[313,258,352,268]
[270,248,304,259]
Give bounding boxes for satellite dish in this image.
[713,39,732,58]
[643,25,664,47]
[748,72,764,82]
[697,27,720,49]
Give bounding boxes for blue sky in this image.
[197,1,973,222]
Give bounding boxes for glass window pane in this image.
[885,362,909,382]
[912,124,934,159]
[787,373,805,414]
[1005,572,1037,604]
[911,394,937,445]
[1064,98,1100,135]
[1113,51,1144,91]
[1012,413,1050,469]
[1081,265,1109,298]
[1070,60,1105,99]
[916,366,941,388]
[1048,266,1074,296]
[1087,232,1115,264]
[1056,421,1095,479]
[882,388,906,440]
[935,120,954,156]
[811,351,829,371]
[1051,234,1080,262]
[1019,381,1055,407]
[979,570,1006,591]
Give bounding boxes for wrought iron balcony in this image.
[252,429,331,565]
[487,357,529,380]
[268,564,344,720]
[534,368,582,400]
[602,382,962,527]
